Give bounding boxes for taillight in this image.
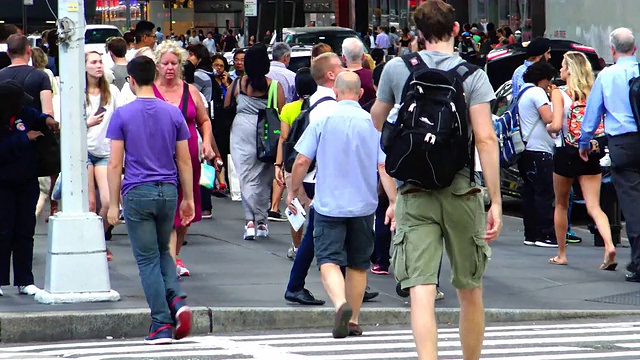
[571,44,596,53]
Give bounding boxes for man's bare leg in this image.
[345,268,367,324]
[320,263,347,309]
[457,286,484,360]
[410,284,438,360]
[290,226,303,248]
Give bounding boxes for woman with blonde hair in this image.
[85,51,121,260]
[547,51,616,269]
[153,41,219,277]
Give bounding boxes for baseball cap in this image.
[526,37,551,58]
[0,80,33,105]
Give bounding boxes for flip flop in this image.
[549,256,567,266]
[600,261,618,271]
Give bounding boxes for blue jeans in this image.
[287,183,316,292]
[124,183,182,326]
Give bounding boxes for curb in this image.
[2,307,640,343]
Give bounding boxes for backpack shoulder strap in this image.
[400,52,428,74]
[308,96,335,112]
[450,62,480,82]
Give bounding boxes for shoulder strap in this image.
[181,81,189,119]
[400,53,428,75]
[308,96,335,113]
[450,62,480,82]
[267,80,278,109]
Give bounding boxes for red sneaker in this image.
[370,264,389,275]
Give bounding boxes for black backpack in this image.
[381,53,479,190]
[629,63,640,128]
[283,96,335,173]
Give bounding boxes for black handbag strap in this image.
[180,81,189,119]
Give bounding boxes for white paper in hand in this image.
[285,198,307,231]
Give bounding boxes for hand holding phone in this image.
[94,107,107,117]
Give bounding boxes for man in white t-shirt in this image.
[516,61,558,248]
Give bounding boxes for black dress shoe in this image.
[285,289,326,305]
[626,272,640,283]
[363,288,379,302]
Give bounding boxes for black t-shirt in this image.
[0,53,11,70]
[223,35,237,52]
[0,65,52,112]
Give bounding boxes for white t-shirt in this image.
[87,84,120,157]
[518,84,555,153]
[554,89,572,147]
[304,85,338,184]
[203,38,216,54]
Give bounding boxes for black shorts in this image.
[313,212,375,270]
[554,146,601,178]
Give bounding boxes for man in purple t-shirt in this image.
[106,57,194,345]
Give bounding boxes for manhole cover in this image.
[586,290,640,306]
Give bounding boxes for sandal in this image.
[46,202,59,223]
[600,260,618,271]
[106,248,113,262]
[549,256,567,266]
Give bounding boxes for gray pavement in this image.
[1,196,640,342]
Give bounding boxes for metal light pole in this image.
[35,0,120,304]
[275,0,283,42]
[125,0,132,30]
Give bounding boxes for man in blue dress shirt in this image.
[580,27,640,282]
[511,37,551,98]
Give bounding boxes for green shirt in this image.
[281,100,303,126]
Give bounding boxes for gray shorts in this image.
[313,212,375,270]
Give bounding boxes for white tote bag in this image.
[227,154,241,201]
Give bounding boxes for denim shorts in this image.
[87,153,109,167]
[313,212,375,270]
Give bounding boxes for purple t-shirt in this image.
[106,98,191,196]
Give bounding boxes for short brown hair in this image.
[310,52,339,85]
[107,37,127,58]
[311,42,332,59]
[7,34,29,57]
[413,0,456,43]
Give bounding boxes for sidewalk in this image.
[1,196,639,342]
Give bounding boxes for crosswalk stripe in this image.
[227,321,640,341]
[301,346,591,360]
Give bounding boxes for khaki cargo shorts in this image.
[391,174,491,290]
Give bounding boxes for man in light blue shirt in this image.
[267,43,297,103]
[511,37,551,98]
[287,71,396,339]
[580,27,640,282]
[375,26,390,52]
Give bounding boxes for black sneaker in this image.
[566,231,582,244]
[267,210,287,222]
[535,239,559,248]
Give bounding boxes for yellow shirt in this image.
[280,100,304,126]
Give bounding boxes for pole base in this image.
[35,290,120,304]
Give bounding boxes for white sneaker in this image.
[244,221,256,240]
[18,284,40,296]
[287,244,297,260]
[435,288,445,301]
[0,286,3,296]
[256,223,269,238]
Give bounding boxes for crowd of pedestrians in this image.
[2,1,640,358]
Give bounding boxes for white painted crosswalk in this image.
[2,321,640,359]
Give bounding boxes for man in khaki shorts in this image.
[371,1,503,359]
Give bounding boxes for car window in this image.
[85,29,122,44]
[288,56,311,73]
[291,33,357,55]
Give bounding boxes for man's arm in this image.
[579,76,605,151]
[470,102,502,242]
[289,154,312,198]
[176,139,194,201]
[371,100,394,131]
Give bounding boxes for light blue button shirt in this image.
[511,60,534,98]
[580,56,640,150]
[294,100,385,217]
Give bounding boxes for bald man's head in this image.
[610,27,636,55]
[334,71,363,102]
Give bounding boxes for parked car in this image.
[486,39,606,91]
[270,26,361,55]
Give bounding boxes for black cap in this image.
[0,80,33,105]
[526,37,551,58]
